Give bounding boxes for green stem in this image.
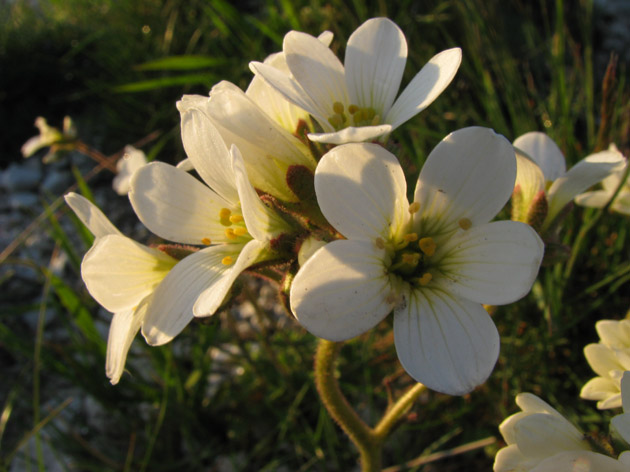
[314,339,427,471]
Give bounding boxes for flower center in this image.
[327,102,381,130]
[381,232,436,287]
[202,208,250,245]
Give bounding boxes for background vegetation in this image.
[1,0,629,470]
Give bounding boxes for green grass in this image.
[1,0,630,470]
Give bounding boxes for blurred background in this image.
[1,0,630,470]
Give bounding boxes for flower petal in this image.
[106,304,145,385]
[290,240,393,341]
[141,245,248,345]
[345,18,407,115]
[413,127,516,236]
[81,234,176,313]
[315,143,408,240]
[307,124,393,144]
[193,239,267,317]
[493,444,527,472]
[386,48,462,129]
[284,30,349,121]
[580,377,619,402]
[230,145,289,240]
[584,343,626,377]
[546,148,625,228]
[532,451,627,472]
[393,290,499,395]
[596,319,630,349]
[513,132,566,182]
[64,192,121,238]
[129,162,232,245]
[434,220,543,305]
[514,148,546,209]
[574,189,615,209]
[612,412,630,445]
[177,96,240,203]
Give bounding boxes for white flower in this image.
[112,145,148,195]
[290,127,544,395]
[513,132,625,232]
[250,17,462,144]
[575,146,630,216]
[177,84,316,203]
[21,116,76,162]
[494,393,627,472]
[129,118,290,345]
[65,192,175,384]
[581,320,630,409]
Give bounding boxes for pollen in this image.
[332,101,345,114]
[419,237,436,257]
[225,228,237,240]
[221,256,234,266]
[401,253,420,266]
[348,104,359,114]
[229,214,244,224]
[418,272,432,286]
[201,237,212,245]
[403,233,418,242]
[408,202,420,214]
[458,218,472,230]
[375,237,385,249]
[233,227,248,236]
[219,208,232,226]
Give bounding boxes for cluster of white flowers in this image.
[63,17,623,414]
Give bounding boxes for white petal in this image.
[345,18,407,114]
[230,145,288,240]
[584,343,626,377]
[141,245,246,345]
[574,189,615,209]
[307,124,393,144]
[546,149,625,227]
[177,98,240,203]
[106,305,145,385]
[248,61,331,131]
[513,132,566,182]
[284,30,349,120]
[612,412,630,445]
[514,148,546,212]
[315,143,408,240]
[112,146,147,195]
[493,444,527,472]
[290,240,393,341]
[129,162,232,245]
[580,377,619,402]
[511,413,586,458]
[193,239,267,317]
[532,451,627,472]
[81,234,176,313]
[622,371,630,409]
[596,319,630,349]
[515,392,564,415]
[414,127,516,236]
[393,291,499,395]
[435,220,543,305]
[64,192,121,238]
[176,157,194,171]
[386,48,462,129]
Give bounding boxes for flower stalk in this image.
[314,339,426,472]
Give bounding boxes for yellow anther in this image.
[371,114,381,126]
[201,237,212,245]
[408,202,420,214]
[229,214,244,224]
[348,104,359,114]
[332,101,345,114]
[220,208,232,226]
[221,256,234,266]
[419,237,436,257]
[225,228,237,240]
[458,218,472,230]
[403,233,418,242]
[328,114,344,129]
[418,272,432,286]
[375,237,385,249]
[233,227,248,236]
[401,253,420,266]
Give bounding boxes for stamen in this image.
[332,101,345,114]
[229,214,244,224]
[418,272,432,286]
[221,256,234,266]
[348,104,359,114]
[371,115,381,126]
[403,233,418,242]
[408,202,420,214]
[225,228,237,240]
[233,227,248,236]
[375,237,385,249]
[419,237,436,257]
[401,253,420,267]
[220,208,232,226]
[201,237,212,245]
[458,218,472,230]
